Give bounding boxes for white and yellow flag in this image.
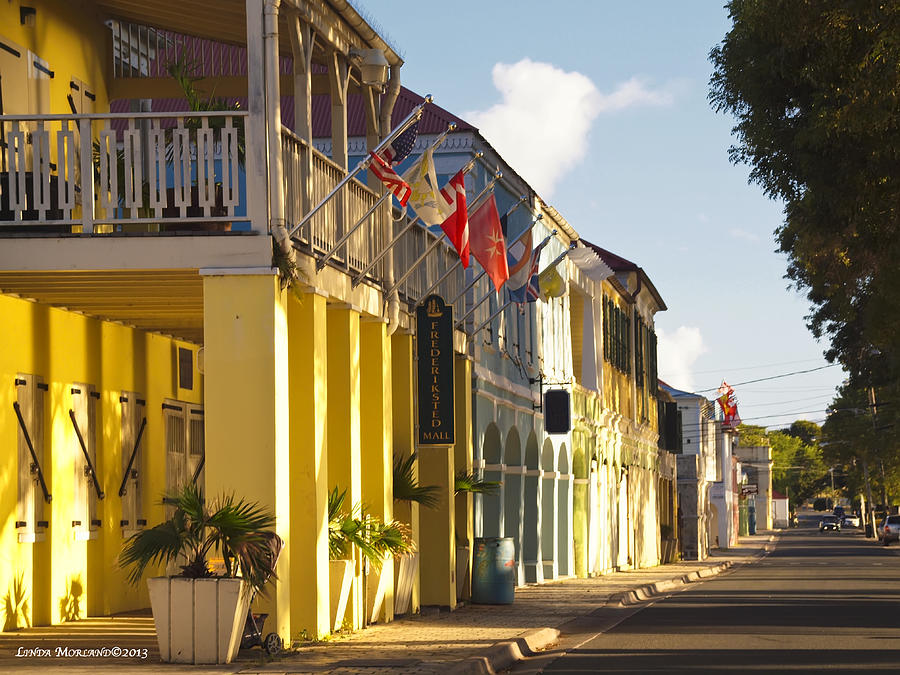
[402,146,449,228]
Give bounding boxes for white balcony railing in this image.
[0,111,248,232]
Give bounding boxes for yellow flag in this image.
[538,263,566,300]
[401,146,448,227]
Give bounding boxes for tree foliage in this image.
[709,1,900,382]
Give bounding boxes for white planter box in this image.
[329,559,354,632]
[393,552,418,615]
[147,576,250,664]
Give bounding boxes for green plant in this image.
[327,487,414,569]
[454,470,501,496]
[393,453,439,508]
[119,483,278,595]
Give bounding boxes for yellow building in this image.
[566,241,675,577]
[0,0,476,648]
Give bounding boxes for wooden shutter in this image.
[120,392,146,529]
[187,407,205,490]
[71,384,100,534]
[569,292,584,385]
[164,401,187,512]
[15,373,47,537]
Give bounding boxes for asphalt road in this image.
[515,514,900,673]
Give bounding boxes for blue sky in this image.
[364,0,845,430]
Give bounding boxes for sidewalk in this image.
[0,533,775,674]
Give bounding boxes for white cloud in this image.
[656,325,707,393]
[465,59,673,198]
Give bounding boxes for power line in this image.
[690,357,828,376]
[694,364,841,393]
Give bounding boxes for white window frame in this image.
[163,399,205,511]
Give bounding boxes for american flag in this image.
[368,120,419,205]
[511,238,547,304]
[369,152,412,206]
[377,120,419,165]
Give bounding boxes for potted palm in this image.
[328,487,414,630]
[119,484,278,664]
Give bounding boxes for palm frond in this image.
[454,471,501,495]
[393,453,440,508]
[119,520,185,585]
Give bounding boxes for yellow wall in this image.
[0,0,111,115]
[0,293,201,628]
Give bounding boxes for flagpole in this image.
[387,168,500,295]
[447,213,544,308]
[289,97,430,239]
[469,297,516,338]
[456,232,564,329]
[314,122,457,272]
[351,154,484,288]
[417,196,530,301]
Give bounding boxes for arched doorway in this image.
[481,423,503,538]
[503,427,524,585]
[523,430,540,583]
[540,438,556,580]
[557,443,571,576]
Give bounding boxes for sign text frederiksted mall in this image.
[417,295,454,446]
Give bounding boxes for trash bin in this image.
[472,537,515,604]
[748,501,757,535]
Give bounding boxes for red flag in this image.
[369,151,412,206]
[438,170,469,268]
[469,194,509,292]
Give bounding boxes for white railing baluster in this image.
[32,122,51,218]
[173,120,189,218]
[57,121,76,219]
[222,117,239,214]
[197,117,215,217]
[123,120,143,214]
[78,117,94,232]
[98,124,118,217]
[148,121,167,215]
[8,122,27,219]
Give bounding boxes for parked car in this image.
[841,514,860,528]
[819,515,841,532]
[882,515,900,545]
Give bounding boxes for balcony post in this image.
[245,0,270,237]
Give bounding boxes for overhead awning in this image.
[568,244,614,285]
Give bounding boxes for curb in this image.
[447,627,560,675]
[605,561,733,607]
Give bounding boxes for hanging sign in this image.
[417,295,455,446]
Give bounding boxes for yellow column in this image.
[203,273,291,643]
[391,332,419,614]
[326,305,362,629]
[288,292,330,638]
[453,356,473,600]
[360,319,393,623]
[419,444,456,609]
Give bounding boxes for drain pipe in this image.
[264,0,296,270]
[380,66,402,334]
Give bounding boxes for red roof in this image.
[112,86,475,141]
[771,490,788,500]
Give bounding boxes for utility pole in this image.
[864,385,879,538]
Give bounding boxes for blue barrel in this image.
[472,537,515,604]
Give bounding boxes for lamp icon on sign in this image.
[426,297,442,318]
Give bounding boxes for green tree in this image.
[709,1,900,383]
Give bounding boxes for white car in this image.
[841,514,860,528]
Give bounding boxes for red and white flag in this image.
[438,170,469,268]
[717,381,742,429]
[369,151,412,206]
[469,194,509,292]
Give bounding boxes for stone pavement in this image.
[0,533,775,674]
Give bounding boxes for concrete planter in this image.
[147,576,250,664]
[329,559,354,632]
[393,552,418,615]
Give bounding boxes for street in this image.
[518,515,900,673]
